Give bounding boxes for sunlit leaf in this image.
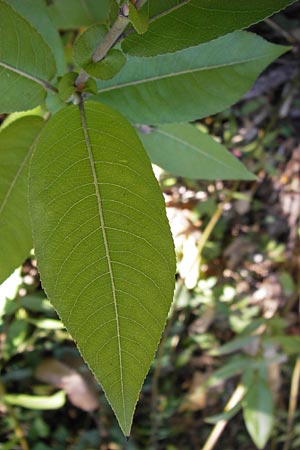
[4,391,66,410]
[29,101,176,435]
[123,0,296,56]
[97,32,288,124]
[0,1,56,112]
[138,124,256,180]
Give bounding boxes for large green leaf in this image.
[0,116,45,284]
[96,32,288,124]
[7,0,66,75]
[123,0,296,56]
[29,101,176,435]
[47,0,112,29]
[138,124,256,180]
[0,1,56,113]
[243,378,274,448]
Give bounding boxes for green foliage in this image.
[46,0,112,29]
[128,2,148,35]
[0,0,296,440]
[138,123,256,180]
[74,24,127,80]
[0,1,56,112]
[7,0,66,75]
[122,0,295,56]
[29,101,176,435]
[243,377,274,448]
[97,32,287,124]
[0,117,44,283]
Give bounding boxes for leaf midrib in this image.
[97,52,275,94]
[155,127,234,170]
[0,61,55,93]
[78,102,126,428]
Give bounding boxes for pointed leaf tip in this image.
[29,101,176,434]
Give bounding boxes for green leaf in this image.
[209,335,260,356]
[123,0,296,56]
[58,73,78,102]
[0,1,56,113]
[4,391,66,410]
[29,101,176,435]
[96,32,288,124]
[243,378,274,449]
[205,356,255,388]
[47,0,112,29]
[138,124,256,180]
[205,401,243,424]
[264,335,300,354]
[28,318,65,330]
[6,0,66,75]
[82,78,98,96]
[128,2,148,35]
[0,116,45,284]
[73,24,126,80]
[85,50,127,80]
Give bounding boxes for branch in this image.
[76,1,147,86]
[92,0,148,63]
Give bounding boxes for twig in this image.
[76,0,147,87]
[265,18,298,45]
[0,383,30,450]
[92,0,148,63]
[197,188,236,257]
[201,384,246,450]
[283,357,300,450]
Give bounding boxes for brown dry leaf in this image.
[35,358,99,412]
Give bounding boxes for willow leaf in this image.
[0,116,45,284]
[29,101,176,435]
[123,0,296,56]
[138,124,256,180]
[96,32,288,124]
[0,1,56,113]
[7,0,66,75]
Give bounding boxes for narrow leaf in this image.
[0,1,56,113]
[4,391,66,410]
[243,378,274,448]
[96,32,288,124]
[0,116,45,284]
[205,401,243,424]
[123,0,296,56]
[47,0,112,29]
[7,0,66,75]
[138,124,255,180]
[29,101,176,435]
[209,335,260,356]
